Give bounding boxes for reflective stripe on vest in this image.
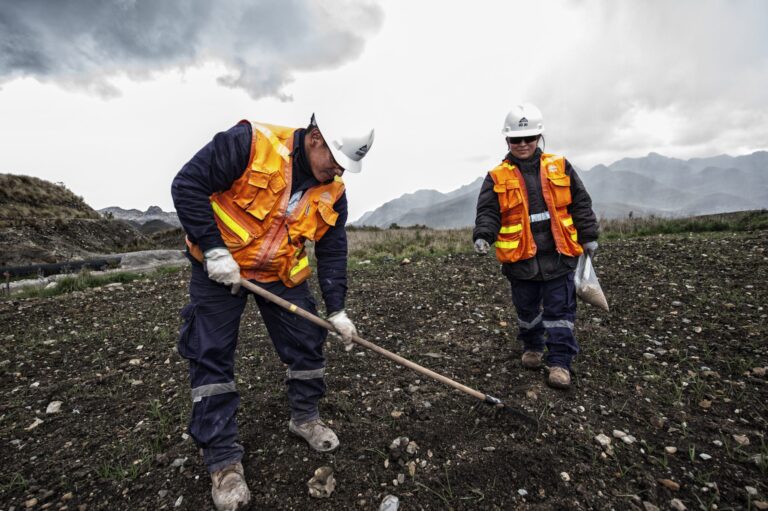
[499,224,523,234]
[530,211,550,223]
[495,239,520,249]
[290,255,309,277]
[211,201,249,243]
[252,122,291,161]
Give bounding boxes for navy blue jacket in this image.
[171,122,348,313]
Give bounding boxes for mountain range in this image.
[352,151,768,227]
[99,205,181,231]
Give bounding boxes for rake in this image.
[239,279,536,425]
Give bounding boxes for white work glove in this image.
[328,310,357,351]
[203,247,241,294]
[474,238,490,255]
[582,241,598,259]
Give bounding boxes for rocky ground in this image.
[1,231,767,510]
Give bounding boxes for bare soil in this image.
[1,231,767,510]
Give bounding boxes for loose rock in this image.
[732,434,749,446]
[307,466,336,498]
[670,498,687,511]
[658,479,680,491]
[46,401,63,414]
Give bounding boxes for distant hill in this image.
[0,174,151,266]
[100,205,181,228]
[353,151,768,227]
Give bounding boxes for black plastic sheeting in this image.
[0,256,123,278]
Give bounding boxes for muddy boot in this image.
[546,366,571,390]
[289,418,339,452]
[211,462,251,511]
[521,351,543,369]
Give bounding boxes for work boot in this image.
[521,351,543,369]
[289,418,339,452]
[546,366,571,390]
[211,462,250,511]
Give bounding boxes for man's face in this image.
[305,128,344,183]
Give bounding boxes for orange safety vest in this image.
[186,121,346,287]
[488,153,583,264]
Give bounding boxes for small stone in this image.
[482,446,496,452]
[612,430,627,439]
[642,501,660,511]
[670,498,687,511]
[693,326,702,333]
[407,461,416,477]
[308,466,336,498]
[621,435,637,445]
[158,490,168,498]
[526,390,538,400]
[25,498,39,508]
[400,258,411,265]
[754,502,768,511]
[698,399,712,409]
[25,418,44,430]
[560,472,570,482]
[699,453,712,460]
[650,416,666,429]
[732,434,749,446]
[397,473,405,484]
[174,496,183,507]
[594,433,612,448]
[379,495,400,511]
[61,492,74,501]
[712,440,723,447]
[517,489,528,497]
[745,486,758,497]
[643,353,656,360]
[406,440,419,455]
[128,358,141,366]
[664,446,678,455]
[658,479,680,491]
[390,410,404,419]
[384,459,389,469]
[46,401,63,414]
[170,457,187,468]
[752,367,767,377]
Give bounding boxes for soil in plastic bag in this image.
[574,254,609,312]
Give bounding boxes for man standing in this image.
[172,114,374,510]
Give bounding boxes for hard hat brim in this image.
[502,127,544,138]
[329,145,363,174]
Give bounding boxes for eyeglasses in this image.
[507,135,539,145]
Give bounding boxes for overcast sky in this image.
[1,0,767,221]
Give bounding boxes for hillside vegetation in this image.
[0,174,100,220]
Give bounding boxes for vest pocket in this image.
[242,170,282,221]
[494,180,523,211]
[547,174,572,207]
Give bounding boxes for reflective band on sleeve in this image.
[543,319,574,330]
[495,240,520,249]
[286,368,325,380]
[499,224,523,234]
[191,382,237,403]
[252,122,291,161]
[530,211,551,223]
[562,217,574,227]
[211,202,249,243]
[519,312,543,330]
[289,256,309,277]
[289,304,297,312]
[571,232,578,241]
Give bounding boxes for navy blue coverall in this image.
[171,123,349,472]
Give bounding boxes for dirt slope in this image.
[0,232,766,510]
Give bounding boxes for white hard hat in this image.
[310,113,374,174]
[502,103,544,138]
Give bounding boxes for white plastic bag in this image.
[574,254,609,311]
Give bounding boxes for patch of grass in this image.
[346,227,472,262]
[601,209,768,239]
[11,271,143,299]
[0,472,28,493]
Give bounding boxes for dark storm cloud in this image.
[0,0,383,98]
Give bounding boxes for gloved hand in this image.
[474,238,490,255]
[328,309,357,351]
[204,247,241,294]
[582,241,598,259]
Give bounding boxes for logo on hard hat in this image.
[518,117,528,127]
[355,144,369,158]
